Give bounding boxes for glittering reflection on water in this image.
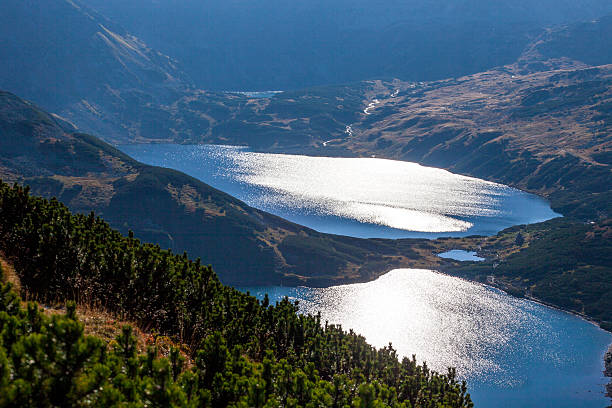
[241,269,612,408]
[119,144,559,238]
[218,149,502,232]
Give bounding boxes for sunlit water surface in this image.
[240,269,612,408]
[119,144,559,238]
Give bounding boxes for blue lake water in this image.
[240,269,612,408]
[438,250,485,262]
[119,144,560,239]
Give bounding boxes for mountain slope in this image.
[5,89,610,335]
[0,0,377,146]
[523,14,612,68]
[0,90,436,286]
[440,218,612,330]
[0,193,473,407]
[80,0,612,90]
[3,0,612,156]
[139,63,612,220]
[0,0,192,142]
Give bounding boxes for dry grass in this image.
[0,254,192,364]
[52,175,117,207]
[342,63,612,187]
[0,253,21,293]
[166,183,226,217]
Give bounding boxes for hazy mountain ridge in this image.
[79,0,612,90]
[3,0,611,162]
[522,14,612,68]
[0,0,380,144]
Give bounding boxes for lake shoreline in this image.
[122,142,611,400]
[442,266,612,333]
[605,344,612,397]
[136,141,565,221]
[120,143,559,240]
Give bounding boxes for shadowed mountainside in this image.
[3,0,612,154]
[79,0,612,91]
[522,14,612,68]
[0,0,192,142]
[0,0,372,145]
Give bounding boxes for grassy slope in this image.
[312,25,612,327]
[0,254,181,358]
[328,65,612,327]
[329,17,612,221]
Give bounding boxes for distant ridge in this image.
[80,0,612,90]
[522,14,612,68]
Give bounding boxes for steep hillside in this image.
[4,0,612,149]
[0,90,440,286]
[0,0,379,145]
[0,0,192,141]
[113,83,371,149]
[149,62,612,221]
[328,17,612,220]
[436,218,612,330]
